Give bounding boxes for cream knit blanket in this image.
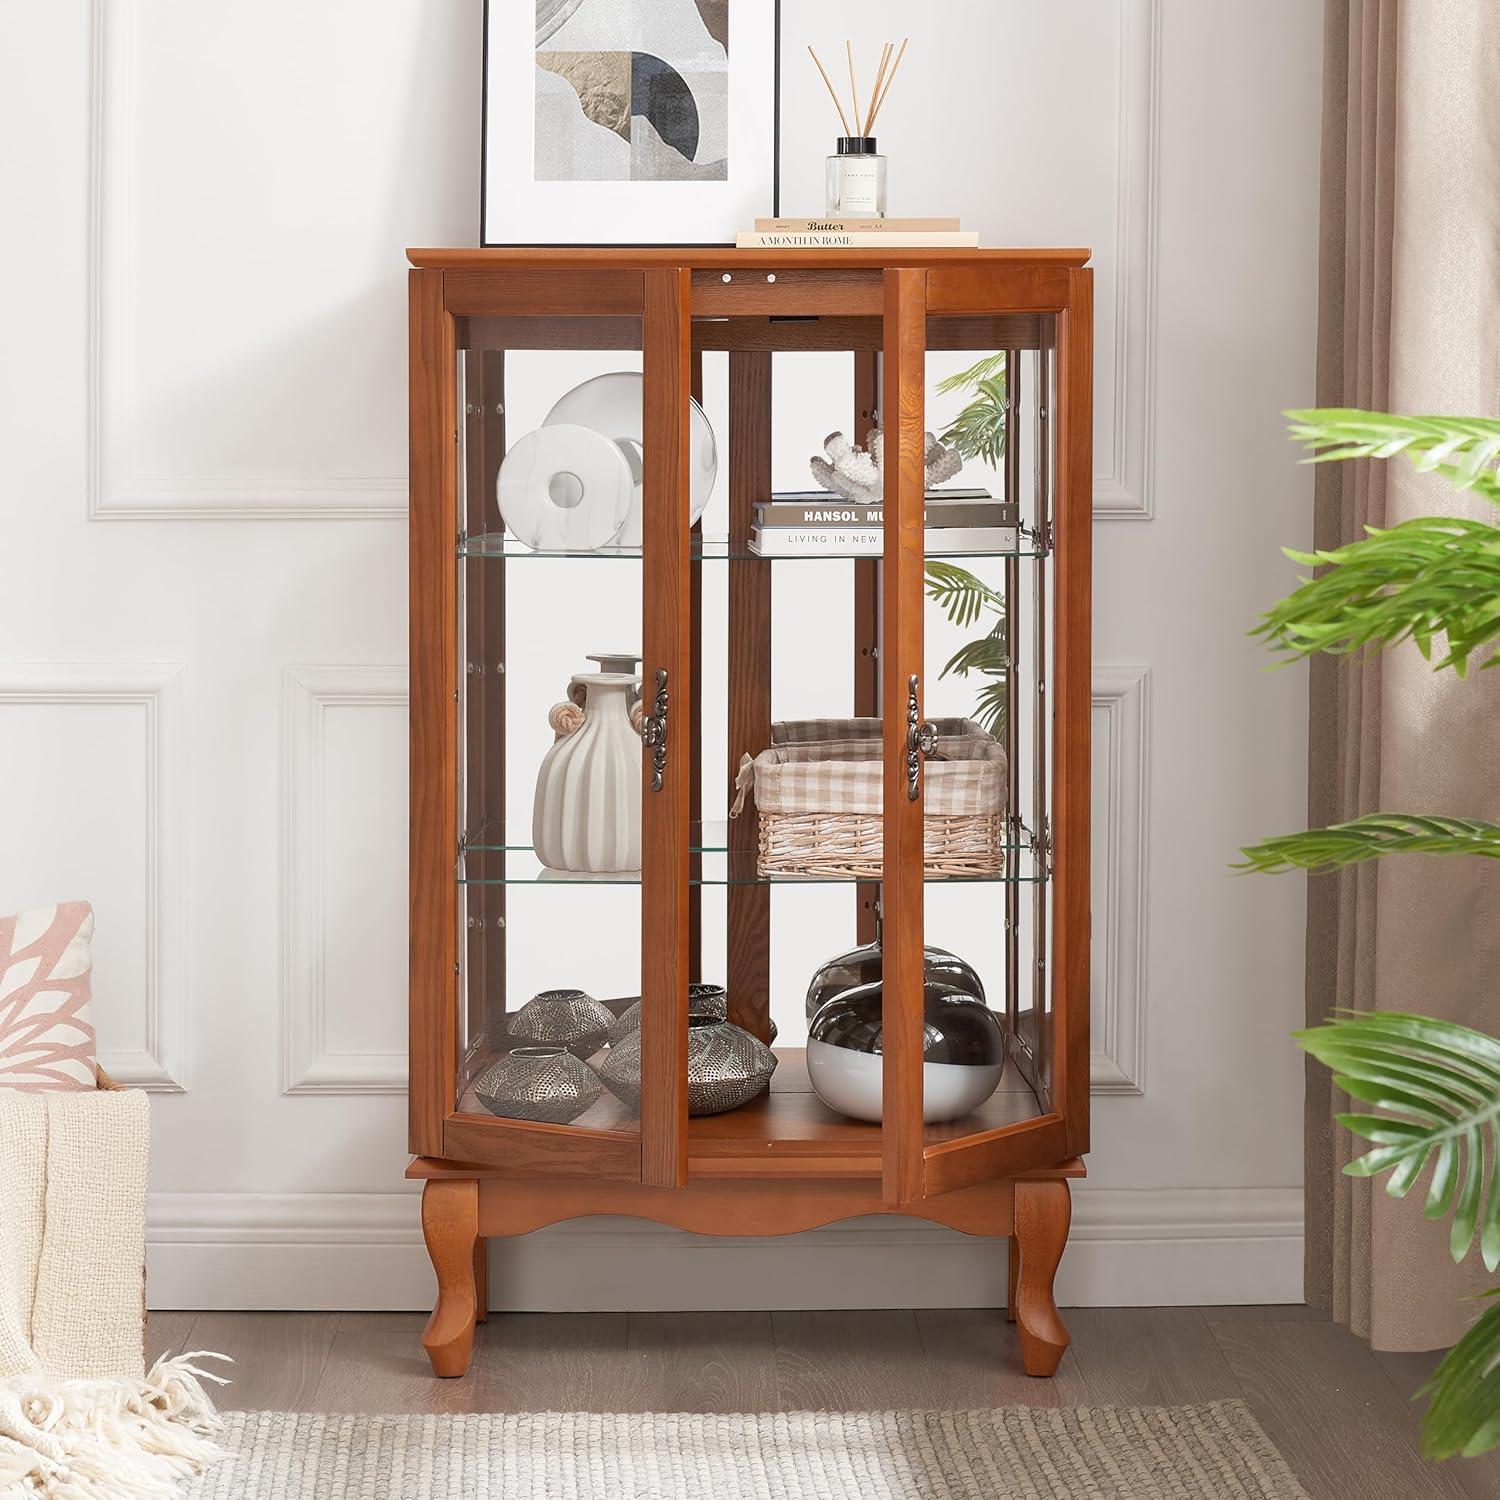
[0,1090,226,1496]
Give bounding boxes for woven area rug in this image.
[183,1402,1309,1498]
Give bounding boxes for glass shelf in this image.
[458,829,1043,887]
[459,531,1047,563]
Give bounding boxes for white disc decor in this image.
[495,423,635,551]
[532,673,642,873]
[543,372,717,547]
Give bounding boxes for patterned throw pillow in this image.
[0,902,98,1090]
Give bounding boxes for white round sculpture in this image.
[543,372,717,547]
[533,673,642,873]
[496,424,634,551]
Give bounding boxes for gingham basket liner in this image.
[736,718,1006,818]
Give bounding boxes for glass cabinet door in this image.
[433,272,693,1181]
[879,263,1093,1204]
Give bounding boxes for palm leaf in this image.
[935,352,1008,397]
[970,679,1007,738]
[1287,409,1500,506]
[940,375,1009,466]
[1294,1013,1500,1272]
[1237,814,1500,875]
[940,631,1007,680]
[1417,1289,1500,1459]
[924,561,1003,630]
[1251,515,1500,675]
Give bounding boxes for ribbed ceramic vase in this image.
[533,672,641,873]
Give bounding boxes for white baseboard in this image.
[146,1186,1303,1312]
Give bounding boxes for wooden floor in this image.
[149,1306,1500,1499]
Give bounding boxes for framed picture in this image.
[482,1,779,246]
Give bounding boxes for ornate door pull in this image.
[906,674,938,801]
[641,668,669,792]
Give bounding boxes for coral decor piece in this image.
[809,425,962,504]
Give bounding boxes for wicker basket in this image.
[732,717,1007,880]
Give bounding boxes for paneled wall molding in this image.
[144,1185,1302,1310]
[1091,0,1162,519]
[87,0,407,520]
[283,665,410,1093]
[1091,664,1151,1095]
[0,663,187,1090]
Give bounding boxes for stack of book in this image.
[749,490,1018,557]
[736,216,978,249]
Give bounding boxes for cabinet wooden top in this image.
[407,246,1091,270]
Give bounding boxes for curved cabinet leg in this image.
[1006,1234,1019,1323]
[474,1236,489,1323]
[421,1178,480,1377]
[1012,1178,1071,1376]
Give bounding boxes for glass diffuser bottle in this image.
[808,39,905,221]
[826,136,887,218]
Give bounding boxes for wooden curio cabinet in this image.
[408,247,1092,1377]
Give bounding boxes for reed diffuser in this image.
[808,38,907,218]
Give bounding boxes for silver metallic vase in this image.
[607,983,728,1048]
[600,1014,777,1116]
[473,1045,603,1124]
[508,987,614,1058]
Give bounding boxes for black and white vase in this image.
[804,938,987,1023]
[806,976,1005,1124]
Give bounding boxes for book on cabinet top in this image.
[753,216,962,232]
[737,230,979,248]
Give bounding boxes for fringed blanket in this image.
[0,1090,227,1496]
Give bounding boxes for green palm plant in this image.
[921,355,1013,736]
[1239,410,1500,1461]
[925,561,1006,736]
[936,352,1010,467]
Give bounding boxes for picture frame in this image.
[482,1,780,247]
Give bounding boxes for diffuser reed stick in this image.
[808,39,908,138]
[846,41,863,141]
[865,42,892,134]
[807,46,852,136]
[866,37,908,134]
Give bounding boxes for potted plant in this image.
[924,355,1013,736]
[1239,410,1500,1461]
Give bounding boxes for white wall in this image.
[0,0,1322,1310]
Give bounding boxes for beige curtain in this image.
[1308,0,1500,1349]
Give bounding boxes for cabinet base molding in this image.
[411,1159,1082,1377]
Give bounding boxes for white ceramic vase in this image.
[533,672,641,873]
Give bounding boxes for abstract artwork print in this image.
[535,0,729,182]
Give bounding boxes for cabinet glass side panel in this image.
[453,321,645,1137]
[913,322,1057,1153]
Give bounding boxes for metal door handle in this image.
[642,669,669,792]
[906,674,937,801]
